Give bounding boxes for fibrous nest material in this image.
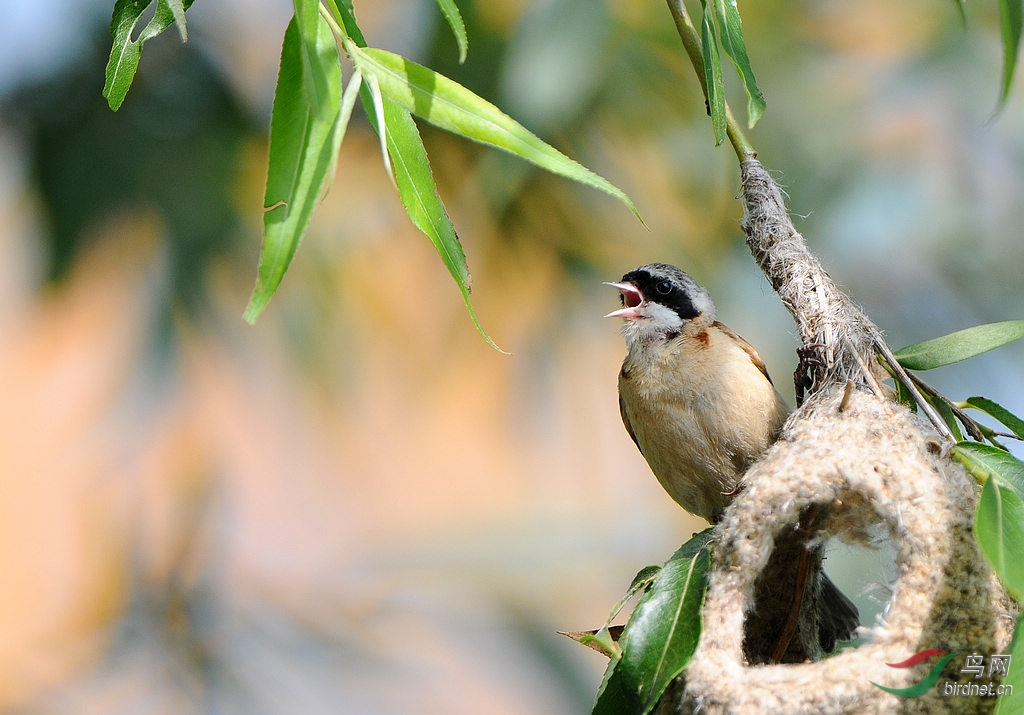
[659,160,1017,714]
[678,385,1016,714]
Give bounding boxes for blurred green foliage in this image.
[7,26,256,319]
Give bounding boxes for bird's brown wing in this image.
[712,321,773,386]
[618,392,642,454]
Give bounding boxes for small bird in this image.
[606,262,858,661]
[606,262,788,523]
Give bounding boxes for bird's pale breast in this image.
[619,324,788,521]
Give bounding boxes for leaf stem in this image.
[905,370,987,442]
[665,0,757,163]
[318,2,347,42]
[875,345,956,443]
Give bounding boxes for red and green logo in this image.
[870,649,958,697]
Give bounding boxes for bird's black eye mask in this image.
[621,269,702,321]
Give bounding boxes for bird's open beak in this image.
[603,281,645,319]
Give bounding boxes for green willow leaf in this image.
[926,393,964,441]
[323,71,363,195]
[380,100,469,290]
[952,442,1024,493]
[698,0,727,146]
[167,0,188,40]
[331,0,367,45]
[103,0,196,111]
[628,564,663,594]
[994,612,1024,715]
[975,475,1024,600]
[592,652,633,715]
[963,396,1024,440]
[347,46,641,220]
[374,96,500,350]
[136,0,194,43]
[244,16,342,324]
[998,0,1023,110]
[571,627,623,660]
[363,70,394,183]
[713,0,765,128]
[330,4,497,348]
[893,320,1024,370]
[104,1,144,111]
[601,564,663,633]
[573,564,664,667]
[593,529,713,715]
[292,0,336,120]
[893,376,918,412]
[434,0,468,63]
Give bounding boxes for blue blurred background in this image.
[1,0,1023,712]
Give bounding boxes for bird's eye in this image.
[655,279,672,295]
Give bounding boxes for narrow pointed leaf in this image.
[925,392,964,441]
[245,16,341,323]
[952,442,1024,493]
[893,320,1024,370]
[380,102,466,284]
[332,0,368,46]
[167,0,188,41]
[998,0,1023,110]
[964,396,1024,440]
[698,1,726,145]
[975,476,1024,599]
[893,376,918,412]
[434,0,468,63]
[323,71,363,195]
[104,0,144,111]
[333,9,497,348]
[138,0,195,43]
[348,46,640,221]
[593,529,713,715]
[592,654,634,715]
[364,71,394,184]
[571,563,663,667]
[292,0,337,120]
[103,0,196,110]
[601,564,663,633]
[560,626,625,659]
[377,98,501,350]
[712,0,765,127]
[628,565,663,595]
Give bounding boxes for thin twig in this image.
[874,339,955,442]
[665,0,757,163]
[845,337,886,400]
[907,372,987,442]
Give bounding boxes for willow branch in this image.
[665,0,757,163]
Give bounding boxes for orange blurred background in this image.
[1,0,1023,713]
